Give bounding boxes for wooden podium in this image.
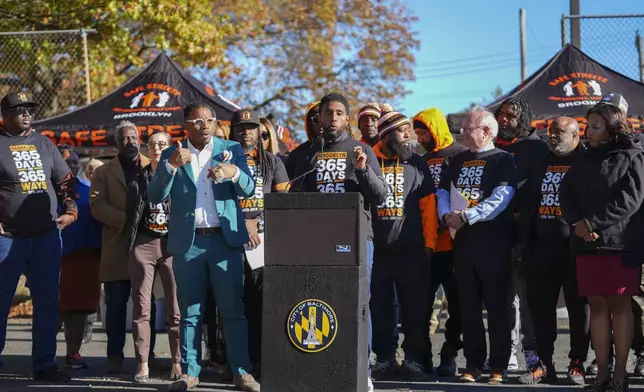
[261,193,369,392]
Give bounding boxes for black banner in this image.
[33,53,240,154]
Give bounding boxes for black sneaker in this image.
[518,363,556,385]
[33,365,71,382]
[65,353,88,370]
[567,360,585,385]
[400,360,432,382]
[370,360,396,381]
[437,350,457,377]
[634,356,644,377]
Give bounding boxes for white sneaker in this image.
[368,377,374,392]
[508,353,519,371]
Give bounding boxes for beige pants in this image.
[129,235,180,363]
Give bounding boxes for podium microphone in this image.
[288,130,325,191]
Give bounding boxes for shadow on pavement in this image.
[0,354,239,392]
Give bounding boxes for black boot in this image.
[437,347,457,377]
[33,365,71,382]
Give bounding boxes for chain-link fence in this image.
[562,14,644,82]
[0,29,95,120]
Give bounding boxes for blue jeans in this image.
[0,230,62,371]
[103,279,131,359]
[173,233,251,377]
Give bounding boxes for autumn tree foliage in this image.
[0,0,418,136]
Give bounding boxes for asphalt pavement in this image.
[2,319,644,391]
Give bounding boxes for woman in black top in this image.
[125,131,181,383]
[560,101,644,392]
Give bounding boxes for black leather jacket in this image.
[124,165,170,254]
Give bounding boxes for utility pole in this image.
[570,0,581,48]
[520,9,527,81]
[637,31,644,83]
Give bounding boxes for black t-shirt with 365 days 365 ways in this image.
[0,128,72,235]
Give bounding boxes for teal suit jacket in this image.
[148,138,255,255]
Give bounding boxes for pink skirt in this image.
[576,255,639,296]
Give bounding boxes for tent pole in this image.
[520,9,527,82]
[81,29,92,104]
[561,15,567,48]
[637,31,644,83]
[570,0,581,48]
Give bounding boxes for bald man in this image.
[518,117,590,385]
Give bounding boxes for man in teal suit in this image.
[148,103,260,392]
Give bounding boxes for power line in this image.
[415,54,550,75]
[415,44,560,69]
[415,60,526,80]
[417,86,502,99]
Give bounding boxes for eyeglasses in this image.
[9,106,37,116]
[147,142,168,149]
[185,118,216,128]
[460,125,486,134]
[261,132,270,141]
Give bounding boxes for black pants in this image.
[523,242,590,366]
[428,250,463,355]
[454,240,512,370]
[630,266,644,356]
[370,251,431,366]
[244,263,263,364]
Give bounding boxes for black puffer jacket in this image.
[560,137,644,257]
[124,165,169,254]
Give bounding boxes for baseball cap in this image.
[599,92,628,114]
[1,92,38,112]
[231,108,260,128]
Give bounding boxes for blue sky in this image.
[400,0,644,117]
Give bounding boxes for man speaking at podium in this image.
[291,92,388,391]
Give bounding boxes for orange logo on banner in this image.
[547,72,608,110]
[114,83,182,120]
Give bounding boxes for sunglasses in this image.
[10,106,37,116]
[185,117,216,128]
[261,132,270,141]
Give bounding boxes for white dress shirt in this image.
[166,138,221,228]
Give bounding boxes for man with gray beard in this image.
[517,117,590,385]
